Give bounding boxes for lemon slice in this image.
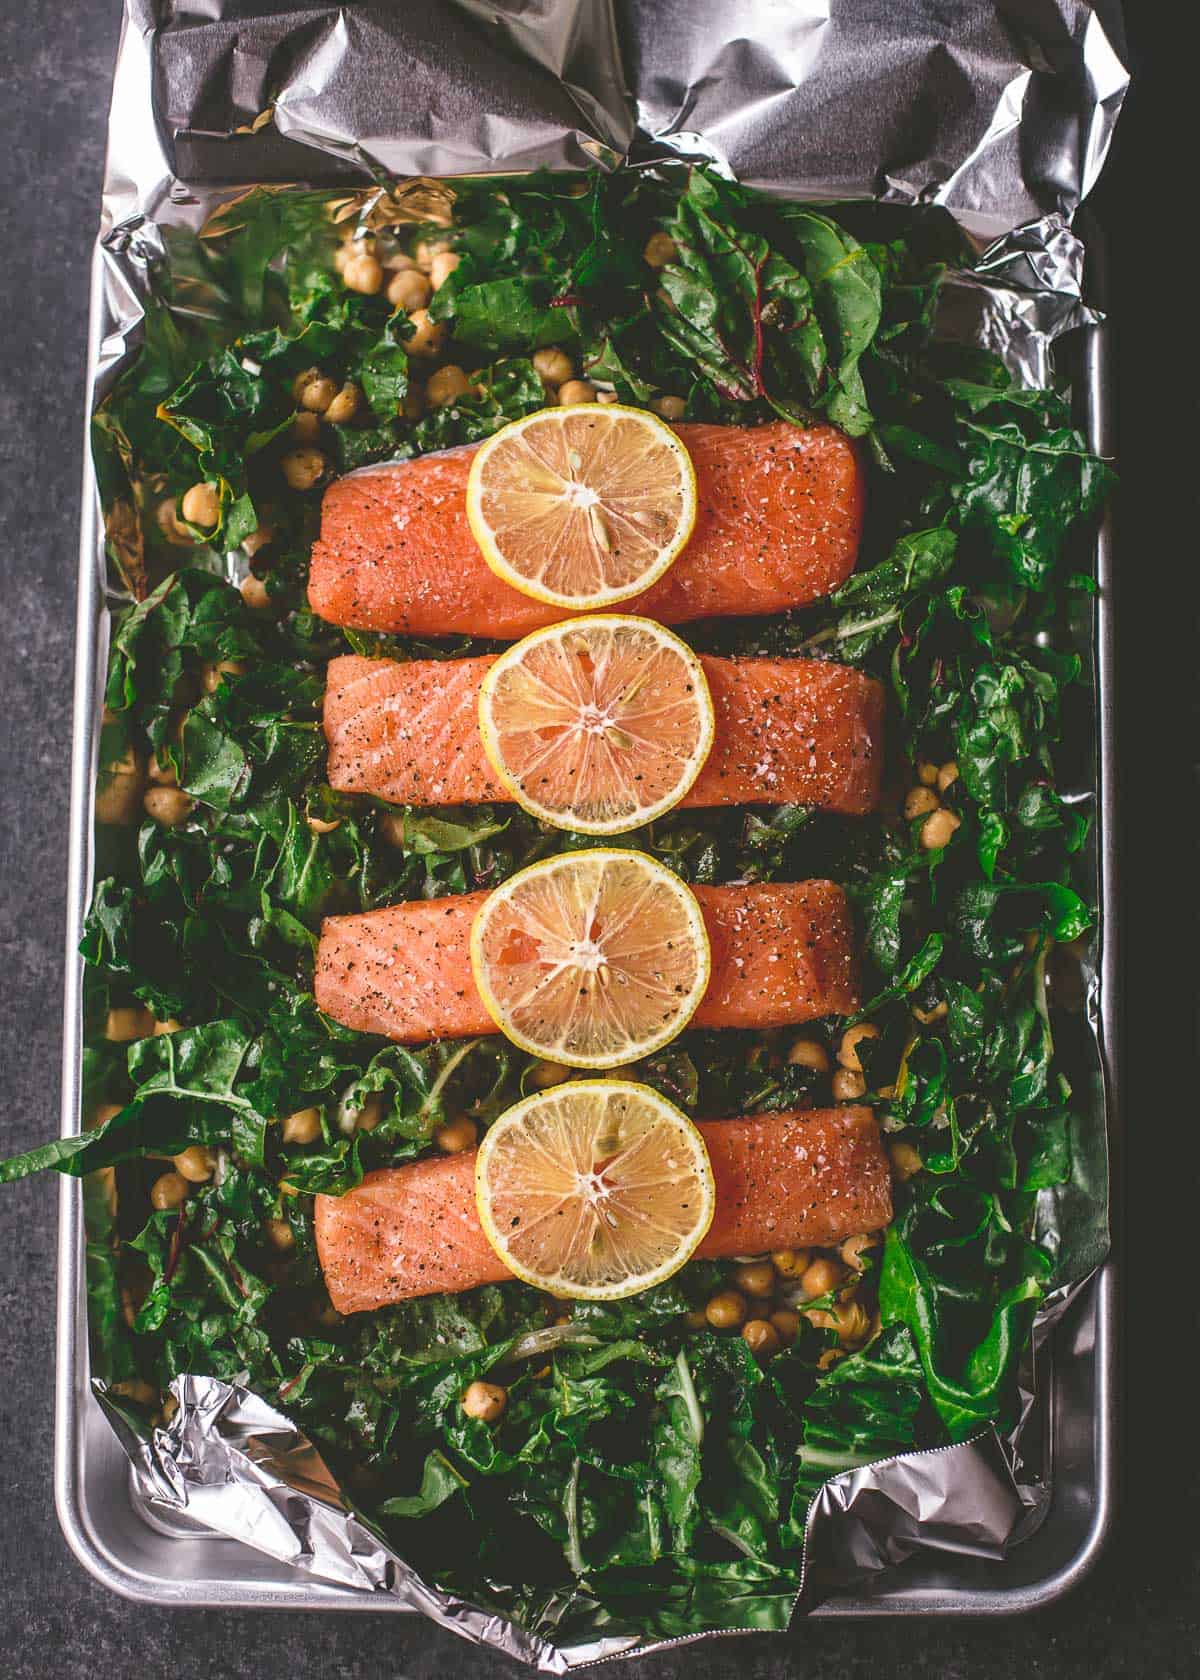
[469,849,711,1068]
[478,615,716,835]
[475,1080,715,1299]
[465,404,698,609]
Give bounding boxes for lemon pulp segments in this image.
[475,1080,715,1299]
[477,615,716,834]
[465,404,697,609]
[469,849,711,1068]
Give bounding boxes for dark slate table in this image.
[0,4,1194,1675]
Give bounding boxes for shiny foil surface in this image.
[79,1,1128,1665]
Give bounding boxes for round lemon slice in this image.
[478,615,716,835]
[469,849,711,1068]
[465,404,697,609]
[475,1080,715,1299]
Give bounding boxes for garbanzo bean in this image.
[181,481,220,529]
[152,1017,182,1036]
[741,1318,781,1359]
[461,1380,507,1422]
[387,267,432,313]
[831,1067,867,1101]
[281,1107,322,1145]
[143,785,192,827]
[281,447,327,490]
[839,1232,876,1270]
[173,1146,215,1183]
[324,382,361,424]
[435,1117,478,1154]
[771,1247,810,1278]
[414,237,450,273]
[643,231,678,268]
[936,760,959,792]
[528,1060,571,1090]
[837,1022,880,1073]
[805,1300,871,1346]
[733,1261,776,1299]
[400,382,426,422]
[94,745,144,825]
[889,1139,923,1180]
[904,785,940,820]
[405,308,446,358]
[558,378,596,404]
[263,1216,295,1252]
[429,250,461,289]
[800,1256,845,1299]
[786,1036,831,1073]
[532,347,573,387]
[916,760,939,786]
[242,523,274,558]
[353,1096,386,1132]
[147,749,177,785]
[292,367,332,409]
[704,1290,747,1330]
[150,1171,189,1211]
[156,496,193,547]
[343,252,384,295]
[201,660,245,694]
[651,395,686,421]
[920,807,961,850]
[426,364,472,408]
[769,1308,802,1347]
[105,1005,154,1043]
[291,410,321,444]
[240,573,272,612]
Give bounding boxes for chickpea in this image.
[242,523,273,558]
[293,367,329,408]
[263,1216,295,1252]
[595,389,620,404]
[387,267,432,313]
[733,1261,776,1299]
[343,252,384,295]
[405,308,446,358]
[937,760,959,792]
[281,448,327,491]
[838,1022,880,1073]
[173,1146,215,1183]
[831,1068,867,1101]
[377,811,407,847]
[353,1096,386,1132]
[324,382,361,424]
[105,1005,153,1043]
[152,1018,182,1036]
[840,1232,877,1271]
[181,481,220,529]
[281,1107,322,1145]
[426,364,472,408]
[916,760,939,786]
[816,1347,843,1371]
[147,748,177,786]
[787,1036,831,1074]
[528,1060,571,1090]
[461,1379,507,1423]
[240,573,272,612]
[889,1139,923,1181]
[155,496,193,547]
[651,395,686,421]
[112,1377,158,1406]
[144,785,192,827]
[911,999,948,1026]
[904,785,940,820]
[558,379,596,405]
[414,237,450,273]
[643,231,678,268]
[921,808,961,850]
[306,812,341,835]
[201,660,244,695]
[303,375,339,414]
[399,382,426,422]
[150,1171,189,1211]
[429,250,461,290]
[291,410,321,444]
[532,347,574,388]
[684,1307,708,1330]
[771,1247,810,1278]
[332,242,353,275]
[806,1300,871,1346]
[704,1290,747,1331]
[800,1256,846,1300]
[90,1102,123,1130]
[95,745,144,825]
[742,1318,782,1359]
[769,1308,802,1347]
[383,250,418,274]
[435,1117,478,1154]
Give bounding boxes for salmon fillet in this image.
[308,421,864,637]
[324,652,885,815]
[315,1106,892,1312]
[314,880,858,1044]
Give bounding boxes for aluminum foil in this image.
[79,0,1128,1665]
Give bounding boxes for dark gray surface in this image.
[0,4,1195,1677]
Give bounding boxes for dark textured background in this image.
[0,4,1194,1675]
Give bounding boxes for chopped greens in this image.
[2,166,1110,1639]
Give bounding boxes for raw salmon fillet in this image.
[314,880,858,1044]
[315,1106,892,1311]
[308,421,864,637]
[324,652,885,814]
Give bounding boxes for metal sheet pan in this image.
[53,213,1118,1622]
